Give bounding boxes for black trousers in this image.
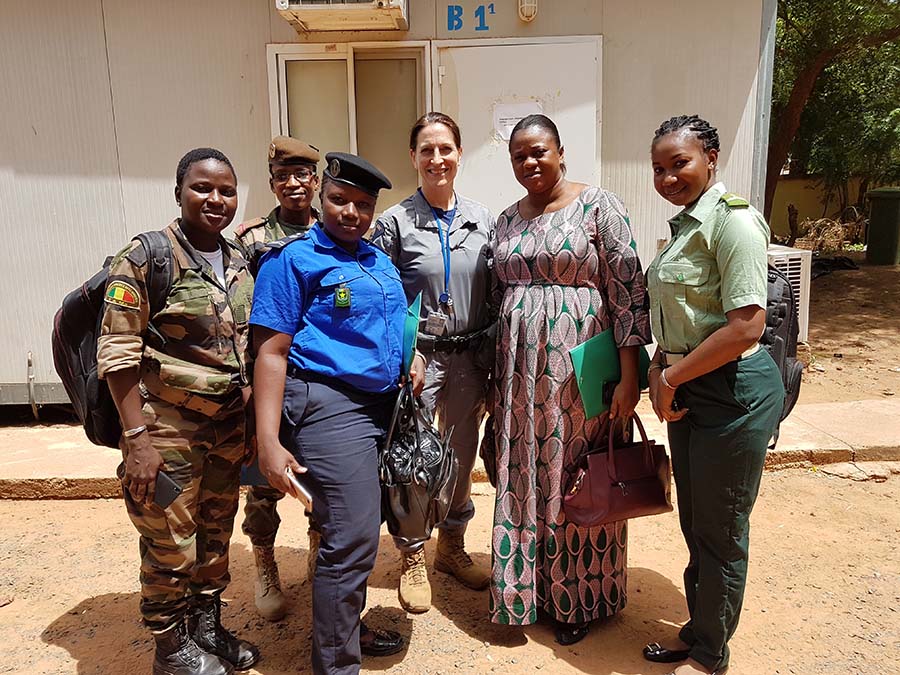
[668,349,784,670]
[280,375,394,675]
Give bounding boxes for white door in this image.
[433,38,601,217]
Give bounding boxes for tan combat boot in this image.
[434,530,490,590]
[253,545,287,621]
[398,549,431,614]
[306,527,320,582]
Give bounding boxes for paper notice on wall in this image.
[493,101,543,141]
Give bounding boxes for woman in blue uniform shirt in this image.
[250,152,425,675]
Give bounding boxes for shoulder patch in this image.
[105,280,141,310]
[234,217,267,237]
[720,192,750,208]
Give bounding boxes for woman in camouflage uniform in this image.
[99,148,259,675]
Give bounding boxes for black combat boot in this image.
[152,620,234,675]
[189,594,260,671]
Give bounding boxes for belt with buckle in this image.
[418,326,491,354]
[662,343,759,366]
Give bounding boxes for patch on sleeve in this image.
[104,280,141,310]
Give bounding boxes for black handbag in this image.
[379,382,458,542]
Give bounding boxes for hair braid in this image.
[652,115,720,152]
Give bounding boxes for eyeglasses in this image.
[272,168,317,184]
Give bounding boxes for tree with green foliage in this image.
[766,0,900,219]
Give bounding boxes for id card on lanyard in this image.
[424,197,457,335]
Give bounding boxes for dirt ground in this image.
[798,260,900,403]
[2,261,899,674]
[0,469,898,674]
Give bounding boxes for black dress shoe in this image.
[554,621,590,646]
[643,642,691,663]
[359,622,404,657]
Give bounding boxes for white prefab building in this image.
[0,0,776,406]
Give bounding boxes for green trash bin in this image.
[866,187,900,265]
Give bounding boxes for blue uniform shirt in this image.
[250,223,406,394]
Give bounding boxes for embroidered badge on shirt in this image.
[105,280,141,310]
[334,285,351,309]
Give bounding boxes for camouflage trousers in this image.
[241,485,285,548]
[121,394,246,633]
[242,485,321,547]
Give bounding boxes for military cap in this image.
[268,136,320,166]
[324,152,392,197]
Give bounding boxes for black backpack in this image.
[759,264,803,445]
[51,231,173,448]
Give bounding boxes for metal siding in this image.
[0,1,125,385]
[101,0,276,236]
[599,0,764,270]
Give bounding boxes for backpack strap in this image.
[134,230,174,319]
[720,192,750,208]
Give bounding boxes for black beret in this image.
[268,136,320,166]
[324,152,392,197]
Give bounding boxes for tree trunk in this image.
[764,52,836,221]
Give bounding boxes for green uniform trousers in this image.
[668,348,784,670]
[121,394,245,633]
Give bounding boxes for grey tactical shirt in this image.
[372,190,495,337]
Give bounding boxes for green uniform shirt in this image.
[233,206,319,277]
[646,182,770,354]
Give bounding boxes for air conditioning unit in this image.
[276,0,409,32]
[767,244,811,343]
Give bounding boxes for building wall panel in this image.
[101,0,276,236]
[0,1,124,384]
[600,0,764,266]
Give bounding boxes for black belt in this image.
[418,326,491,354]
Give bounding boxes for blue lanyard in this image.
[427,195,457,305]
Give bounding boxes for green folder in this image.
[402,292,423,373]
[568,328,651,419]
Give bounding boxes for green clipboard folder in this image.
[401,292,423,374]
[568,328,651,419]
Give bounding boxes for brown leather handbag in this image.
[563,414,673,527]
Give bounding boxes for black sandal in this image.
[554,620,590,646]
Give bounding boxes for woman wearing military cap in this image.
[371,112,494,614]
[234,135,323,623]
[643,115,784,675]
[100,147,259,674]
[251,152,424,674]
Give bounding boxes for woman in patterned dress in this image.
[490,114,651,645]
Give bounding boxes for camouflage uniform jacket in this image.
[233,206,319,278]
[97,220,253,398]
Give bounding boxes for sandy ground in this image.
[1,468,899,675]
[798,261,900,403]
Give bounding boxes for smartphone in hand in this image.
[285,467,314,512]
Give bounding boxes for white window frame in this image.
[266,41,432,150]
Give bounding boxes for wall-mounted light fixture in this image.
[518,0,537,22]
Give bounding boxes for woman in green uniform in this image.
[642,116,784,675]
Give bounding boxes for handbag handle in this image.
[606,413,652,484]
[385,381,415,451]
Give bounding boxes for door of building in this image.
[270,42,429,210]
[432,37,601,217]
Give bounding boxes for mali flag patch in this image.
[105,280,141,309]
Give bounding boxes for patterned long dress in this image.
[490,186,651,626]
